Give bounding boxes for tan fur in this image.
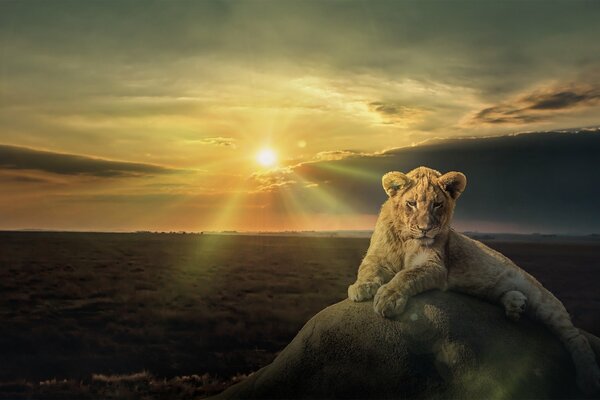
[348,166,600,394]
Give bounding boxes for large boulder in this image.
[213,291,599,399]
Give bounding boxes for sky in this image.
[1,0,599,233]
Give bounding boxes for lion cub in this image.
[348,166,600,394]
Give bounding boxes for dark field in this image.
[1,232,599,397]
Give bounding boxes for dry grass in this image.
[0,371,247,399]
[0,231,599,399]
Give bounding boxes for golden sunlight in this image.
[257,148,277,167]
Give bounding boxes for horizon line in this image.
[2,229,599,238]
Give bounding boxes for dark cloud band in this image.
[0,144,179,177]
[473,85,600,125]
[287,128,600,233]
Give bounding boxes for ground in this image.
[0,232,599,398]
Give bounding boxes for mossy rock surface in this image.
[213,290,600,399]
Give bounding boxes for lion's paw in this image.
[577,363,600,395]
[373,284,407,318]
[348,281,381,302]
[501,290,527,321]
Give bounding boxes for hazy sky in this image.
[1,1,599,232]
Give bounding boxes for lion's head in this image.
[382,166,467,244]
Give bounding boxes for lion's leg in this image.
[488,270,600,394]
[373,263,447,318]
[348,255,395,302]
[526,289,600,394]
[500,290,527,321]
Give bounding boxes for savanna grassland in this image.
[1,232,599,399]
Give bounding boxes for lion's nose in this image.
[418,225,432,233]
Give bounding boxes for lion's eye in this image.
[433,202,443,209]
[406,200,416,208]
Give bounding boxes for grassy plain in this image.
[0,232,599,398]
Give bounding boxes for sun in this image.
[257,148,277,167]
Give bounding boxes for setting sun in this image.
[257,148,277,167]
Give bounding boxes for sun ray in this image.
[312,161,382,182]
[287,170,357,222]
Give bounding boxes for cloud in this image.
[250,167,296,192]
[369,102,407,116]
[473,106,544,125]
[276,128,600,233]
[0,172,54,184]
[472,84,600,125]
[191,137,237,148]
[1,2,599,162]
[368,101,426,125]
[525,90,600,110]
[314,150,364,161]
[0,144,181,177]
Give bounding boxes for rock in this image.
[213,291,598,399]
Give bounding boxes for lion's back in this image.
[446,230,537,298]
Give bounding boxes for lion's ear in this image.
[382,171,411,197]
[438,171,467,199]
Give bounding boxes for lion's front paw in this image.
[348,281,381,302]
[501,290,527,321]
[577,363,600,395]
[373,284,407,318]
